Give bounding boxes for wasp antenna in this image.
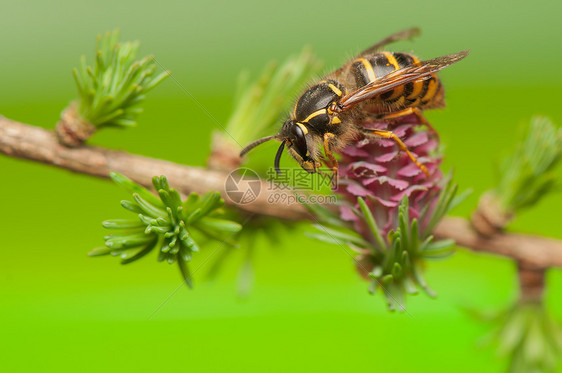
[239,135,278,157]
[274,140,286,175]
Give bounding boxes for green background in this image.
[1,0,561,371]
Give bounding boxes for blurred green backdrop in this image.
[1,0,561,371]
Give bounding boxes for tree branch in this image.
[433,217,562,269]
[0,115,310,221]
[2,115,562,269]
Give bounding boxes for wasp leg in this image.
[377,107,438,135]
[323,132,339,182]
[361,128,430,176]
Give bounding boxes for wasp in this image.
[240,28,469,177]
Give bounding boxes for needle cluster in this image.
[89,173,241,287]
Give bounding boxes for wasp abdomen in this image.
[350,51,443,110]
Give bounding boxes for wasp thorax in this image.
[293,80,346,132]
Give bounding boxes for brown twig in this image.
[2,115,562,270]
[0,115,310,221]
[516,263,545,302]
[433,217,562,269]
[55,103,97,147]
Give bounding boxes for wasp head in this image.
[277,120,317,174]
[239,120,319,175]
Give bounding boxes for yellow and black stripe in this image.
[350,51,442,108]
[292,79,347,132]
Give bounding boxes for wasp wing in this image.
[356,27,421,58]
[336,50,470,112]
[332,28,421,77]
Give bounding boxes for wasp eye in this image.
[290,124,308,159]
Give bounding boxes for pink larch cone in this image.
[334,114,444,276]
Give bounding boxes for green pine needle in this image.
[305,174,465,311]
[73,30,169,128]
[495,116,562,212]
[481,301,562,373]
[89,173,242,287]
[225,48,323,145]
[421,170,469,237]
